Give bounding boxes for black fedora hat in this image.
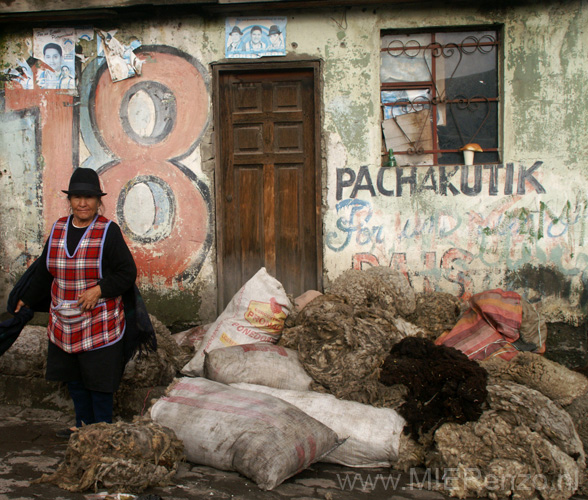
[62,168,107,196]
[268,25,281,36]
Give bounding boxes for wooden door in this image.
[215,63,321,310]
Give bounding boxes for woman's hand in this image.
[14,299,26,313]
[77,285,102,311]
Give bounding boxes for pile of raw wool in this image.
[115,315,187,417]
[35,419,184,493]
[425,381,585,500]
[406,291,465,339]
[282,267,588,499]
[482,352,588,496]
[482,352,588,407]
[386,347,588,499]
[379,336,488,442]
[328,267,416,316]
[283,268,470,407]
[290,293,407,405]
[328,267,465,338]
[567,392,588,496]
[122,315,186,385]
[284,268,468,405]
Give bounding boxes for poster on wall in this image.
[33,28,76,90]
[97,30,143,82]
[4,59,34,90]
[225,17,287,59]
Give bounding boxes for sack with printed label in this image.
[181,268,292,376]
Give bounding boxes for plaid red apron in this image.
[46,215,125,353]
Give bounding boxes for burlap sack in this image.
[151,377,341,490]
[204,342,312,390]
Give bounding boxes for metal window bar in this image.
[381,33,499,165]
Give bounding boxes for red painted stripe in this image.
[162,395,279,426]
[294,443,306,471]
[172,381,276,409]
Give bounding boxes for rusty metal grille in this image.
[380,29,500,166]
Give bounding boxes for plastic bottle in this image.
[387,149,397,167]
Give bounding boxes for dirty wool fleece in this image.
[379,336,488,441]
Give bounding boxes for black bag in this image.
[0,257,50,356]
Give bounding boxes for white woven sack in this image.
[204,343,313,390]
[232,382,406,468]
[150,377,340,490]
[181,268,292,376]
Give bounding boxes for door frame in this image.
[212,59,323,313]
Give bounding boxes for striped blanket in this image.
[435,289,523,361]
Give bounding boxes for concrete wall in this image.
[322,2,588,326]
[1,1,587,327]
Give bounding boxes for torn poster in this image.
[76,27,94,42]
[225,17,286,59]
[97,30,143,82]
[33,28,76,90]
[4,59,34,90]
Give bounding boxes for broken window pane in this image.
[380,29,499,166]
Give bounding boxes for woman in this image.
[15,168,137,438]
[58,65,75,90]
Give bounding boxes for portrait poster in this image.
[33,28,76,90]
[225,17,287,59]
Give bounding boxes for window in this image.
[380,29,499,166]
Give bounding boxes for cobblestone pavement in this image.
[0,403,586,500]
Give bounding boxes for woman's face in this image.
[70,195,100,226]
[251,30,262,43]
[44,48,62,72]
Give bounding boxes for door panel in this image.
[216,65,320,309]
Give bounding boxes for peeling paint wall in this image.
[1,2,587,326]
[319,2,588,325]
[1,28,217,328]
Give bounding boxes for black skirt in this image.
[46,335,125,393]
